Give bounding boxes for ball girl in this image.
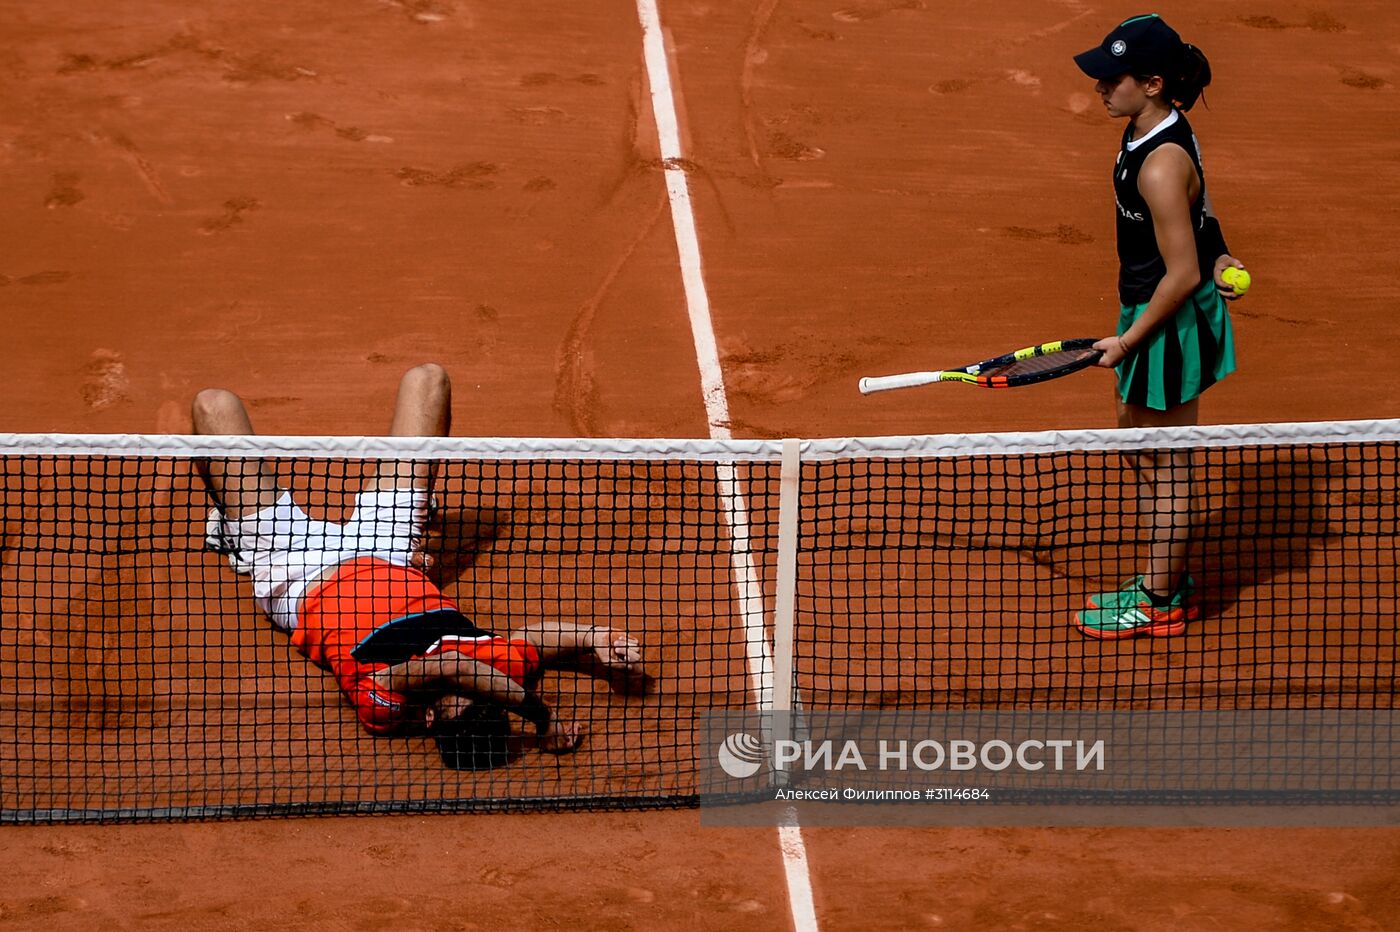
[1070,14,1246,639]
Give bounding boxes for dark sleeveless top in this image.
[1112,109,1219,305]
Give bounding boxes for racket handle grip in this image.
[859,372,941,394]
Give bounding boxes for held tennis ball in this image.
[1221,267,1251,295]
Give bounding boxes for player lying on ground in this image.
[192,363,644,768]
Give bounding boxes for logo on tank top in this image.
[1115,194,1144,222]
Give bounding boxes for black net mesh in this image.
[0,426,1395,822]
[0,451,776,821]
[798,439,1398,711]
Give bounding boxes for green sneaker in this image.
[1074,578,1198,640]
[1086,575,1198,615]
[1073,602,1191,640]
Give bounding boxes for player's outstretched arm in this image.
[512,622,642,670]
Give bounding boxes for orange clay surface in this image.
[3,1,1399,929]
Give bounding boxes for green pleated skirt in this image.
[1116,279,1237,411]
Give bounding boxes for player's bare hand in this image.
[590,631,642,669]
[1213,255,1247,301]
[539,718,586,754]
[1093,336,1128,368]
[588,631,652,695]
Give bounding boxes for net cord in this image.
[1,418,1396,461]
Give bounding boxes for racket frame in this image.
[858,339,1102,394]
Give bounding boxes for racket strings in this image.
[986,348,1100,379]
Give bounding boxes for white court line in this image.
[633,3,819,931]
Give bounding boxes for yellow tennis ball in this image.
[1221,267,1251,295]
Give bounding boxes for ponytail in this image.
[1166,43,1212,111]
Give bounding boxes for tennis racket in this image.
[858,339,1103,394]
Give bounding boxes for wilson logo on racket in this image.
[717,732,766,778]
[859,339,1103,394]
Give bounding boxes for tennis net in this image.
[0,419,1395,822]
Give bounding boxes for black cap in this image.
[1074,13,1184,80]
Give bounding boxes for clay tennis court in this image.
[3,1,1399,928]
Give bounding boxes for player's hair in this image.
[431,699,512,770]
[1139,43,1212,112]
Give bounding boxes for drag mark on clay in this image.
[519,72,605,87]
[1005,69,1041,90]
[929,78,976,95]
[477,867,518,889]
[89,131,173,205]
[1338,68,1387,90]
[553,192,669,436]
[648,157,739,234]
[507,179,556,220]
[246,396,301,410]
[45,172,85,208]
[221,51,318,84]
[0,270,73,286]
[1239,11,1345,32]
[131,904,240,925]
[58,50,160,74]
[766,131,824,161]
[931,70,1044,96]
[79,349,131,411]
[793,20,839,41]
[381,0,455,23]
[703,164,743,233]
[38,839,97,861]
[832,0,924,24]
[721,334,866,415]
[1230,307,1331,327]
[198,197,260,234]
[725,361,815,406]
[1020,7,1095,42]
[61,684,163,730]
[1001,224,1093,245]
[395,162,497,189]
[740,0,782,174]
[595,72,648,209]
[0,894,89,923]
[756,103,838,168]
[286,112,393,143]
[508,106,568,125]
[58,33,318,84]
